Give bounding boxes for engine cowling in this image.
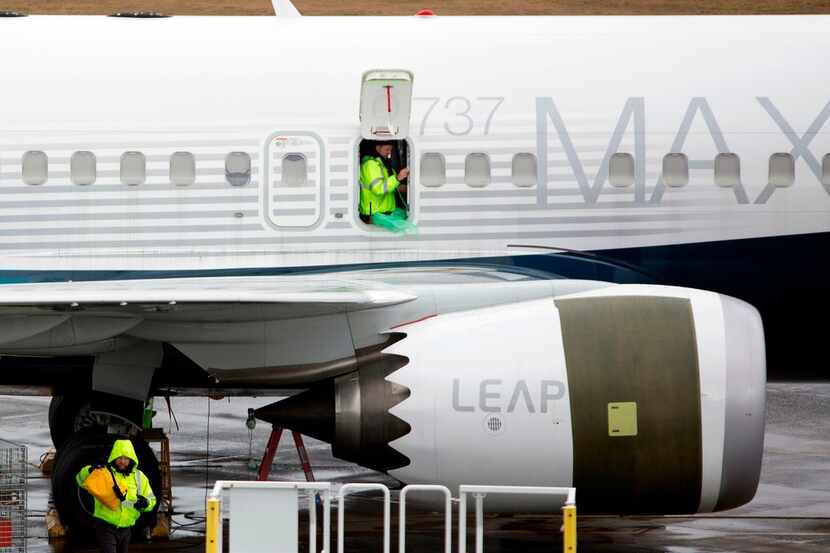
[256,284,765,515]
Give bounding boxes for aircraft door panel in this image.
[360,70,413,140]
[263,132,324,229]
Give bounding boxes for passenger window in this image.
[121,152,146,186]
[465,153,490,188]
[714,153,740,188]
[769,153,794,188]
[420,153,446,188]
[226,152,251,186]
[512,153,537,188]
[823,154,830,187]
[22,151,48,185]
[281,154,308,187]
[71,151,97,185]
[609,153,634,188]
[170,152,195,186]
[663,153,688,188]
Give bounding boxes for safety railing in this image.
[337,483,390,553]
[207,480,332,553]
[458,485,576,553]
[399,484,452,553]
[206,481,575,553]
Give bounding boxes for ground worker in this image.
[76,439,157,553]
[359,140,410,228]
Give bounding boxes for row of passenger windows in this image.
[420,152,538,188]
[15,151,253,186]
[8,149,827,189]
[606,152,802,188]
[421,151,830,189]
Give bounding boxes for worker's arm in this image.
[76,463,107,487]
[362,159,400,195]
[138,470,157,512]
[75,465,92,487]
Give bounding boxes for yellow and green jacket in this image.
[76,439,157,528]
[359,156,401,216]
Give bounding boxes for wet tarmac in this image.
[6,382,830,552]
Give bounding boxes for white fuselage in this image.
[1,15,829,271]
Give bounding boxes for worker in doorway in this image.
[76,439,157,553]
[359,140,414,232]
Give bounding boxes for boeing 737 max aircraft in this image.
[0,11,817,525]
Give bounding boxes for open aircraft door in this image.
[358,70,418,227]
[263,132,324,229]
[360,70,413,140]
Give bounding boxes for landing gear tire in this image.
[48,395,96,449]
[51,429,161,538]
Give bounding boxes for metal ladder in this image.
[256,426,315,482]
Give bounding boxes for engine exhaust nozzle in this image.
[254,354,411,471]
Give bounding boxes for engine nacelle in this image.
[257,285,765,515]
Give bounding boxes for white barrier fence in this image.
[458,485,577,553]
[399,485,453,553]
[337,483,391,553]
[207,481,576,553]
[207,481,332,553]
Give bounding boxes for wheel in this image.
[48,395,94,449]
[51,430,161,537]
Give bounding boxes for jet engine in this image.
[256,285,765,515]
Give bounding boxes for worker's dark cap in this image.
[371,140,396,147]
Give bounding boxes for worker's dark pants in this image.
[93,519,132,553]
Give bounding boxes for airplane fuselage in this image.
[1,14,828,376]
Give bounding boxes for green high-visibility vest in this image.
[359,156,400,216]
[76,439,157,528]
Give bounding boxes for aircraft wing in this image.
[0,267,589,392]
[0,275,416,314]
[0,274,423,391]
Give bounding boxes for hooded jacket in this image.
[76,439,157,528]
[359,155,401,216]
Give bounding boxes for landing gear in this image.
[51,430,161,537]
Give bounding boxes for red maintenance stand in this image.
[257,427,315,482]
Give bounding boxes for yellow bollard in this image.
[562,504,577,553]
[206,498,220,553]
